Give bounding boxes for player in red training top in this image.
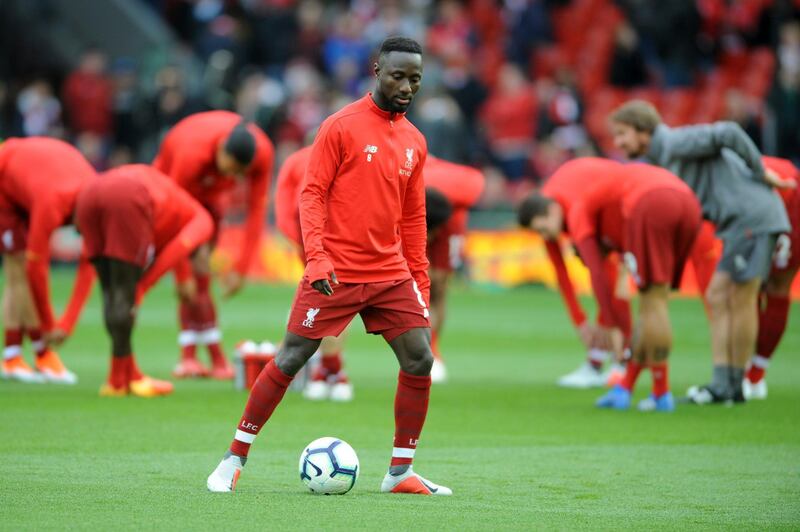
[744,157,800,400]
[424,156,484,383]
[274,145,354,402]
[0,137,95,384]
[207,37,452,496]
[518,158,702,411]
[153,112,274,380]
[65,165,213,397]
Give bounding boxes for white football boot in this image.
[330,381,354,402]
[381,467,452,496]
[207,451,246,493]
[743,378,768,400]
[557,362,606,388]
[430,358,448,384]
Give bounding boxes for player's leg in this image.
[428,267,449,383]
[304,331,353,401]
[207,332,321,492]
[22,277,77,384]
[635,284,675,412]
[380,327,450,495]
[745,265,797,399]
[175,243,211,378]
[1,252,43,382]
[728,277,761,400]
[96,257,173,397]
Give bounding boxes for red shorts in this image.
[625,188,702,289]
[76,176,155,267]
[426,211,467,272]
[0,193,26,253]
[287,278,430,341]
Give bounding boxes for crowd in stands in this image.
[1,0,799,207]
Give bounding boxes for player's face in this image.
[611,122,649,159]
[374,51,423,113]
[216,148,249,179]
[530,204,563,240]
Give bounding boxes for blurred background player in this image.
[274,144,353,402]
[68,164,213,396]
[153,112,275,380]
[519,158,702,411]
[744,157,800,400]
[0,137,95,384]
[610,101,792,405]
[518,158,633,389]
[423,156,485,383]
[208,37,451,496]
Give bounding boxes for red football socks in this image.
[390,371,431,468]
[230,360,294,458]
[749,294,790,383]
[620,360,643,392]
[321,352,342,375]
[109,355,131,388]
[3,328,22,360]
[26,328,47,358]
[650,362,670,398]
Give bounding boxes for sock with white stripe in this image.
[390,370,431,475]
[4,328,23,361]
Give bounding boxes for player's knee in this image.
[401,345,433,376]
[275,334,320,376]
[105,306,133,331]
[705,284,728,313]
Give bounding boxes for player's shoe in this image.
[1,356,45,383]
[637,392,675,412]
[329,374,354,402]
[209,362,235,380]
[558,362,606,388]
[172,358,210,378]
[430,358,448,384]
[380,468,452,496]
[99,382,129,397]
[685,384,733,405]
[35,350,78,385]
[207,451,246,493]
[595,384,631,410]
[743,378,767,401]
[129,376,174,397]
[303,366,331,400]
[603,362,626,388]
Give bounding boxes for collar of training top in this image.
[365,93,406,121]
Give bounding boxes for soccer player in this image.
[207,37,451,496]
[153,112,275,380]
[274,145,353,401]
[518,158,702,411]
[423,156,485,383]
[64,164,213,396]
[744,156,800,400]
[610,101,792,404]
[0,137,95,384]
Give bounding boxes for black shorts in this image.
[718,232,778,282]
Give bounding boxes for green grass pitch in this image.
[1,270,798,530]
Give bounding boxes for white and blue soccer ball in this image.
[299,437,359,494]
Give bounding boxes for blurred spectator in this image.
[506,0,553,68]
[412,90,469,163]
[294,0,326,67]
[767,62,800,163]
[427,0,475,69]
[16,79,63,138]
[110,58,142,154]
[609,22,649,88]
[363,0,424,50]
[722,88,761,147]
[323,13,371,93]
[62,48,113,137]
[479,63,537,181]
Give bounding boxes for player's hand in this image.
[577,322,594,349]
[45,328,68,347]
[222,271,244,298]
[312,272,338,296]
[177,278,197,303]
[765,167,797,189]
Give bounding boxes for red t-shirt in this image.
[152,111,274,274]
[0,137,95,330]
[300,94,430,300]
[274,145,312,248]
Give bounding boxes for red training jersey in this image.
[152,111,274,275]
[300,94,430,300]
[274,145,312,248]
[0,137,95,331]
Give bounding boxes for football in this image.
[298,437,359,495]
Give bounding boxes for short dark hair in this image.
[379,36,423,57]
[426,188,452,231]
[224,122,257,166]
[610,100,662,133]
[517,192,553,227]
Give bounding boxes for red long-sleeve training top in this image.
[0,137,95,331]
[300,94,430,301]
[275,145,312,248]
[152,111,274,275]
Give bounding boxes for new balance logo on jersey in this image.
[364,144,378,162]
[302,307,320,328]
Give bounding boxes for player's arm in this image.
[544,239,588,329]
[234,157,272,277]
[275,158,301,242]
[668,122,767,182]
[401,148,431,305]
[24,204,63,331]
[53,246,96,342]
[300,119,342,294]
[137,208,214,301]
